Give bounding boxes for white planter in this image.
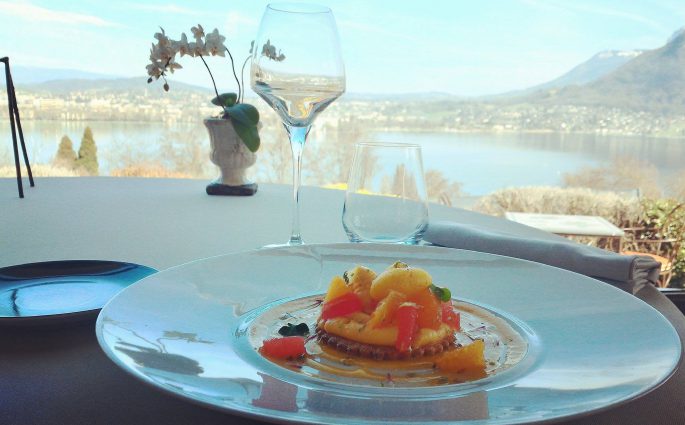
[204,118,257,195]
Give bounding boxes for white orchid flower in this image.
[176,33,191,57]
[191,24,205,40]
[167,59,183,74]
[152,43,175,63]
[189,39,207,57]
[146,23,275,101]
[186,42,197,57]
[154,27,171,47]
[205,29,226,57]
[146,62,163,78]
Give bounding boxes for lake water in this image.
[2,120,684,196]
[373,131,685,194]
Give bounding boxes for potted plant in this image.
[147,25,275,196]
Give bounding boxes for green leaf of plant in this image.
[230,116,260,152]
[211,93,238,107]
[229,103,260,124]
[226,103,261,152]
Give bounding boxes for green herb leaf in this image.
[278,322,310,337]
[430,284,452,302]
[211,93,238,107]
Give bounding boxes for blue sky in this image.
[0,0,683,96]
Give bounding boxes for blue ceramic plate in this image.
[96,244,681,424]
[0,260,156,325]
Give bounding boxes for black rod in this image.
[2,57,23,198]
[9,71,33,186]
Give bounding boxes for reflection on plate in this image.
[0,260,156,325]
[96,244,681,424]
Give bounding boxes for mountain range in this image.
[5,28,684,113]
[22,76,211,98]
[493,49,643,99]
[525,29,685,113]
[6,66,118,85]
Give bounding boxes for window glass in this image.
[1,1,683,285]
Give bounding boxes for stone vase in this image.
[204,118,258,196]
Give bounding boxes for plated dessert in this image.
[317,262,473,362]
[260,262,491,379]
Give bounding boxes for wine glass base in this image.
[261,238,304,249]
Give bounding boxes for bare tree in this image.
[425,169,463,206]
[562,156,661,199]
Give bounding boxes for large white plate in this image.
[96,244,681,424]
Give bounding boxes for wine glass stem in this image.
[285,124,310,246]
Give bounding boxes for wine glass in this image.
[251,3,346,246]
[342,143,429,244]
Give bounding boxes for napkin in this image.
[424,220,662,293]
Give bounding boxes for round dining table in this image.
[1,177,683,425]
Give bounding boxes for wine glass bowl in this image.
[251,3,345,245]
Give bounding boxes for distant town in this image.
[5,87,685,139]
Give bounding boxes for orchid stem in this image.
[199,55,220,100]
[240,56,250,104]
[225,47,241,103]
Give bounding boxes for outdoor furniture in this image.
[622,250,671,287]
[1,178,684,425]
[505,212,625,252]
[621,226,682,287]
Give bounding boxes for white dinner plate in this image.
[96,244,681,424]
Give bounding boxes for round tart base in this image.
[316,326,456,360]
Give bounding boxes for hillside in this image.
[530,31,685,114]
[494,50,642,99]
[535,50,643,90]
[24,77,211,97]
[7,66,117,85]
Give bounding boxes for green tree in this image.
[53,135,77,170]
[76,127,99,176]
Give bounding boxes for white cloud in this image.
[0,1,118,27]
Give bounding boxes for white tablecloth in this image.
[0,177,559,270]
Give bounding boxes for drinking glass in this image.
[251,3,346,246]
[342,143,429,244]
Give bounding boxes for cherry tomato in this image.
[321,292,363,320]
[260,336,306,359]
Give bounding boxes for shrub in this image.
[562,156,662,199]
[0,164,80,177]
[637,199,685,286]
[110,164,194,178]
[76,127,99,176]
[473,186,641,227]
[668,170,685,202]
[425,169,463,206]
[53,135,77,170]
